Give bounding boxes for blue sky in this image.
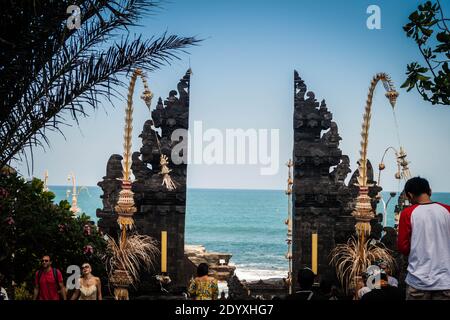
[15,0,450,191]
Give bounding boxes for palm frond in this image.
[330,237,395,293]
[0,0,200,169]
[104,234,159,286]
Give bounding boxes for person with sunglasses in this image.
[70,263,102,300]
[33,255,66,300]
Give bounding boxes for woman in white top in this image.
[0,274,8,300]
[71,263,102,300]
[0,287,8,300]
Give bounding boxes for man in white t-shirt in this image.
[398,177,450,300]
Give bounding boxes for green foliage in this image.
[402,1,450,105]
[13,282,33,300]
[0,172,107,294]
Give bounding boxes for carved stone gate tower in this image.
[292,71,354,286]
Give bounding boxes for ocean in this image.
[48,186,450,281]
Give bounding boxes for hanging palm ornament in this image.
[115,68,177,229]
[376,144,412,227]
[331,73,404,295]
[353,73,399,237]
[108,68,175,300]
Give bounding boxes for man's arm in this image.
[33,287,39,300]
[56,269,67,300]
[397,206,414,256]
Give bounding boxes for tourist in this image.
[0,273,9,300]
[357,262,398,300]
[398,177,450,300]
[188,263,219,300]
[70,263,102,300]
[33,255,66,300]
[360,272,403,301]
[319,274,340,300]
[287,267,322,300]
[394,212,400,230]
[369,213,384,241]
[375,259,398,287]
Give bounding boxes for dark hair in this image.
[376,213,383,222]
[297,268,315,290]
[197,263,209,277]
[361,273,368,282]
[404,177,431,197]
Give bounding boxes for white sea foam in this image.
[234,267,288,281]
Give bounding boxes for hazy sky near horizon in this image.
[14,0,450,192]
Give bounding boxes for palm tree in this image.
[0,0,199,169]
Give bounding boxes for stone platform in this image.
[185,245,236,281]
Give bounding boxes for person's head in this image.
[404,177,431,204]
[297,267,315,290]
[197,263,209,277]
[375,259,391,275]
[41,255,52,269]
[220,291,226,298]
[81,263,92,276]
[376,213,383,223]
[366,266,388,289]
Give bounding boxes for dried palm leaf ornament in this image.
[331,73,400,295]
[107,68,176,300]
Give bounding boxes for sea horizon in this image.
[46,185,450,193]
[46,185,450,281]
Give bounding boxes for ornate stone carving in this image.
[291,71,382,286]
[96,154,123,232]
[330,155,351,185]
[97,70,192,295]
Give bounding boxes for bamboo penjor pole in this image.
[110,69,153,300]
[285,159,293,294]
[353,73,399,237]
[115,69,152,245]
[111,68,179,300]
[331,73,400,296]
